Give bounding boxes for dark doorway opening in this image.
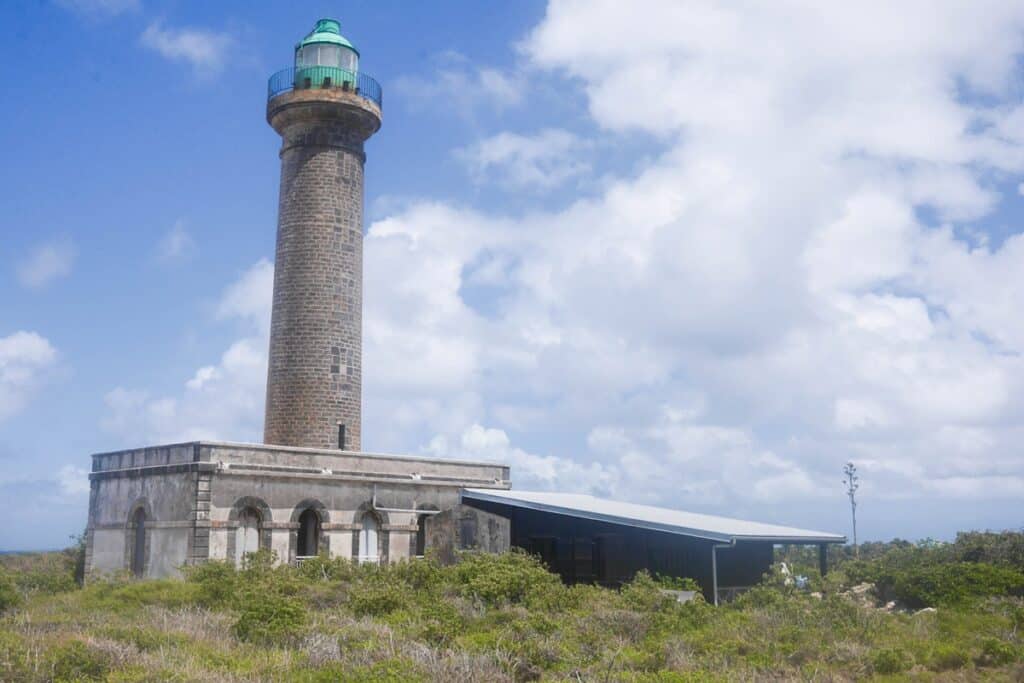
[297,509,320,557]
[415,514,428,557]
[131,508,146,578]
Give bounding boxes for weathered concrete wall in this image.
[425,504,511,565]
[263,89,381,451]
[200,441,508,485]
[87,441,510,576]
[85,445,206,579]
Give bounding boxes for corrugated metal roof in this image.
[462,489,846,544]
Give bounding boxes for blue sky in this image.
[3,0,1024,550]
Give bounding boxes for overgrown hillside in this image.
[1,533,1023,681]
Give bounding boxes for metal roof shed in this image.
[462,489,846,604]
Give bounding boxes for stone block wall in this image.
[87,441,510,578]
[263,89,381,451]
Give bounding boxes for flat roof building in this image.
[463,489,845,604]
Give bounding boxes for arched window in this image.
[415,514,429,558]
[297,509,320,558]
[130,508,146,578]
[359,512,379,564]
[235,507,262,566]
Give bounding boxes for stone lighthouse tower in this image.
[83,18,509,581]
[264,19,382,451]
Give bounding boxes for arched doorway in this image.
[297,508,320,558]
[130,508,146,578]
[415,514,428,558]
[359,512,379,564]
[235,507,262,566]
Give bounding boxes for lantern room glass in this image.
[296,44,358,72]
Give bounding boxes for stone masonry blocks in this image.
[264,90,381,450]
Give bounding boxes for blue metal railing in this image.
[267,66,383,109]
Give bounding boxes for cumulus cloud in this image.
[141,21,235,77]
[17,238,75,289]
[394,51,523,119]
[86,2,1024,536]
[56,465,90,497]
[456,129,591,190]
[157,220,196,262]
[0,331,58,420]
[357,0,1024,527]
[429,424,617,494]
[102,261,271,445]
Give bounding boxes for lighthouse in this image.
[83,17,508,580]
[263,19,382,451]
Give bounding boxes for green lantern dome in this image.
[296,18,359,58]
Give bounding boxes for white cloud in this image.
[102,261,271,445]
[88,3,1024,537]
[428,424,617,494]
[394,52,522,119]
[56,465,90,497]
[0,331,58,420]
[56,0,139,17]
[157,220,195,262]
[17,238,75,289]
[215,258,274,334]
[356,1,1024,522]
[456,129,590,190]
[141,21,234,77]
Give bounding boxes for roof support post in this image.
[711,542,732,606]
[818,542,828,576]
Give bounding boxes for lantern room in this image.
[295,19,359,73]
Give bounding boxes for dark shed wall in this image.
[463,499,774,602]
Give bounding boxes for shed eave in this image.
[461,488,847,545]
[461,488,735,543]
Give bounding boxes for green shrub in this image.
[872,647,913,675]
[929,643,970,671]
[296,553,358,582]
[100,626,191,652]
[412,599,464,645]
[348,576,410,617]
[885,563,1024,607]
[233,591,306,644]
[0,630,30,679]
[50,640,111,682]
[79,578,200,612]
[977,638,1018,667]
[453,551,560,606]
[621,571,678,612]
[0,569,19,613]
[952,531,1024,570]
[654,574,701,592]
[184,560,237,607]
[389,557,442,591]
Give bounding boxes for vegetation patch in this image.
[1,532,1023,680]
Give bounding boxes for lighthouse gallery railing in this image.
[267,66,383,109]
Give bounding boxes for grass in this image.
[0,535,1023,681]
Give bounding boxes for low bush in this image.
[185,560,238,608]
[977,638,1019,667]
[49,640,112,682]
[79,577,200,612]
[348,575,411,617]
[872,647,913,675]
[233,590,307,644]
[0,569,19,613]
[883,563,1024,607]
[929,643,970,671]
[453,550,560,607]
